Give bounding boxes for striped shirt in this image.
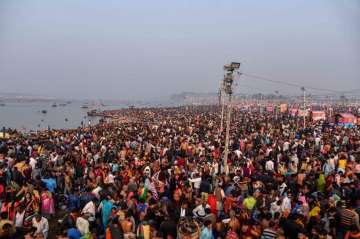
[340,209,359,229]
[261,228,278,239]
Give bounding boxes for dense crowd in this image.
[0,105,359,239]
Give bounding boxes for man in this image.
[106,217,124,239]
[0,212,15,238]
[14,205,26,237]
[338,201,360,239]
[67,227,82,239]
[178,202,192,219]
[193,198,210,218]
[200,220,214,239]
[159,214,177,239]
[81,198,96,218]
[261,221,278,239]
[265,158,274,173]
[76,214,90,236]
[32,214,49,239]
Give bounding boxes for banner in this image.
[298,109,309,117]
[280,104,287,113]
[266,106,274,112]
[312,111,326,122]
[290,108,298,116]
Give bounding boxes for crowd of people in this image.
[0,105,359,239]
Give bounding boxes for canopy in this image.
[336,113,357,127]
[312,111,326,122]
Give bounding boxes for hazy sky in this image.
[0,0,359,100]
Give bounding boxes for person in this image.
[344,225,360,239]
[193,198,210,218]
[0,212,16,238]
[40,188,55,218]
[81,198,95,218]
[159,214,177,239]
[76,213,90,236]
[14,205,26,237]
[261,221,278,239]
[338,201,360,239]
[32,214,49,239]
[106,217,124,239]
[200,220,214,239]
[98,196,113,230]
[67,227,82,239]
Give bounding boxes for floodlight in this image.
[230,62,241,69]
[224,64,232,71]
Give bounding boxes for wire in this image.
[239,72,346,93]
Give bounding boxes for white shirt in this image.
[32,217,49,239]
[281,196,292,212]
[189,177,202,189]
[180,208,186,217]
[283,142,290,151]
[29,157,37,170]
[108,173,115,184]
[92,186,102,199]
[15,211,25,227]
[76,217,89,235]
[82,201,96,217]
[193,204,210,218]
[265,160,274,172]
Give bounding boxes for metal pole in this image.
[224,93,232,175]
[303,88,306,128]
[222,62,240,175]
[220,87,225,133]
[275,91,278,120]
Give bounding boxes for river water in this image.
[0,101,126,131]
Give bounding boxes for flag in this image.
[139,186,148,201]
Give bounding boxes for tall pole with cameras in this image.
[301,87,306,128]
[219,81,225,133]
[223,62,240,175]
[275,91,279,120]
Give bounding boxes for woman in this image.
[40,189,55,219]
[22,192,38,230]
[98,197,113,230]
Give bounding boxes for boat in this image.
[52,103,57,107]
[81,105,89,109]
[87,109,104,117]
[59,103,67,107]
[41,110,47,114]
[0,103,5,107]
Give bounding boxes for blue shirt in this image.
[41,178,57,193]
[68,194,81,211]
[67,228,82,239]
[200,227,214,239]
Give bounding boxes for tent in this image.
[335,113,357,127]
[312,111,326,122]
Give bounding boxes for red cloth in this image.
[207,194,217,215]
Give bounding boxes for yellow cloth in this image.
[338,159,347,170]
[309,206,320,218]
[243,196,256,210]
[143,225,150,239]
